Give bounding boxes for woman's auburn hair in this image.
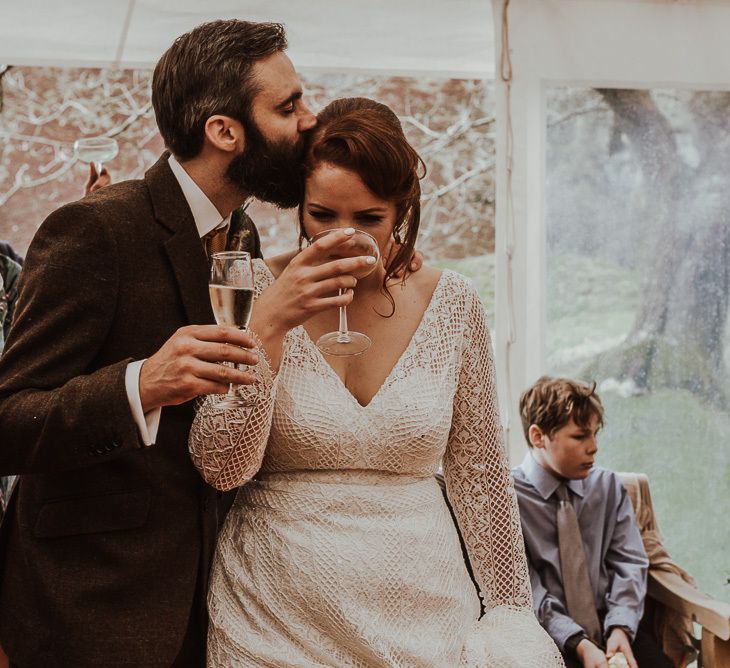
[300,97,426,291]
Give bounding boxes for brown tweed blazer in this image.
[0,155,251,667]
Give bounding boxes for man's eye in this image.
[282,103,295,114]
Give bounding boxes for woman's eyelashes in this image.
[307,209,384,225]
[307,209,334,221]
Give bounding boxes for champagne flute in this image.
[208,251,256,409]
[309,229,381,356]
[74,136,119,175]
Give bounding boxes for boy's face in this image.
[530,415,600,480]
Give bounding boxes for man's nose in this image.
[298,105,317,133]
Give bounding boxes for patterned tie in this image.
[556,484,603,645]
[204,223,229,257]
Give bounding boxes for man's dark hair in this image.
[152,20,287,160]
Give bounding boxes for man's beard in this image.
[226,118,306,209]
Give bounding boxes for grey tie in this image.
[556,484,602,645]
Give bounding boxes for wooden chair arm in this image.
[648,569,730,640]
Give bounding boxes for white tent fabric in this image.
[492,0,730,457]
[0,0,495,78]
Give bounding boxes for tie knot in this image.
[555,484,570,503]
[205,223,229,257]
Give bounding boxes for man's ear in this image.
[528,424,546,449]
[203,115,245,154]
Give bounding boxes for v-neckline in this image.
[303,271,449,409]
[257,260,450,410]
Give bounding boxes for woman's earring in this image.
[393,229,402,245]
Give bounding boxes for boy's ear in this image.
[203,115,245,154]
[528,424,546,449]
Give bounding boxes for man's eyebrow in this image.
[276,90,303,109]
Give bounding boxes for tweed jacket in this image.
[0,154,259,667]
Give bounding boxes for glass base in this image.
[316,330,372,357]
[212,392,256,410]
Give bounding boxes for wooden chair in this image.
[619,472,730,668]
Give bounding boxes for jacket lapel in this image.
[145,154,215,326]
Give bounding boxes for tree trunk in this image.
[589,90,730,404]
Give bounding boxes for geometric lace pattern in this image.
[189,260,563,667]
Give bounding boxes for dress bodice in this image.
[190,258,531,610]
[263,265,460,476]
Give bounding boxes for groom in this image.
[0,20,371,667]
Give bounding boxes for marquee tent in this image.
[3,0,730,462]
[0,0,495,78]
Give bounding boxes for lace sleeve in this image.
[188,330,277,491]
[442,283,532,611]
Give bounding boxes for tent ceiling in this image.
[0,0,495,78]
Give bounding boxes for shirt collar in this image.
[518,452,586,500]
[168,155,229,238]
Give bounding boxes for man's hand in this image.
[576,638,608,668]
[84,163,112,196]
[605,628,637,668]
[139,325,259,412]
[383,237,423,277]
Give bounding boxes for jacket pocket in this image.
[33,488,151,538]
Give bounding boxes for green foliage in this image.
[548,253,730,602]
[599,390,730,602]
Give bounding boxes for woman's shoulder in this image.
[262,251,297,280]
[403,265,479,307]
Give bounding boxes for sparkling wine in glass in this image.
[74,136,119,174]
[310,228,380,357]
[209,251,255,409]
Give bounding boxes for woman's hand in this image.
[255,228,374,329]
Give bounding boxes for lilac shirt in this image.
[512,453,648,651]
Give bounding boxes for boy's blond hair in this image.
[519,376,604,446]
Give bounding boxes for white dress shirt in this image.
[124,155,231,446]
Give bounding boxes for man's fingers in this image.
[184,324,257,348]
[194,341,259,366]
[191,359,257,386]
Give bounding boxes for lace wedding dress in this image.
[189,260,563,667]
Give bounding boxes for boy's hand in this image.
[576,638,608,668]
[606,628,637,668]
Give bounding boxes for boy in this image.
[512,376,673,668]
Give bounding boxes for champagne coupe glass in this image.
[73,136,119,175]
[310,228,381,356]
[208,251,256,409]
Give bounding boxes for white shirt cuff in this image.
[125,360,161,446]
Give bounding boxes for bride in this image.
[189,97,563,667]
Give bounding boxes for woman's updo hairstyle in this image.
[301,97,426,285]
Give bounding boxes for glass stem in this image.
[94,161,103,175]
[336,289,351,343]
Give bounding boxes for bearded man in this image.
[0,20,368,667]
